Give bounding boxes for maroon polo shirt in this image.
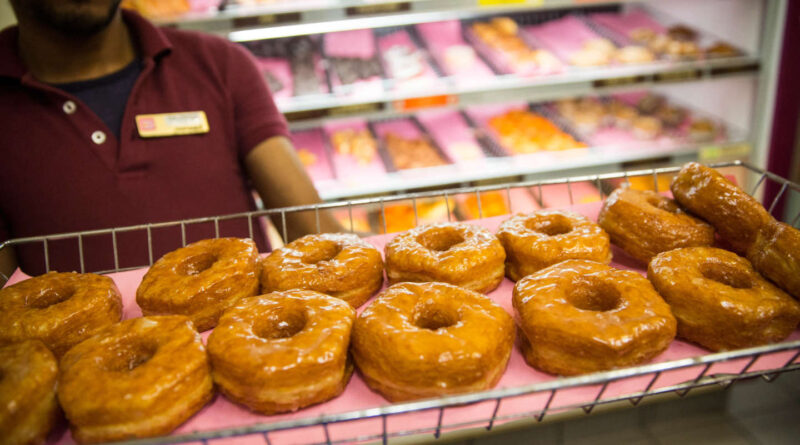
[0,10,289,275]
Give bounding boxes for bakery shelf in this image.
[296,89,749,200]
[161,0,633,37]
[313,140,749,200]
[278,54,759,120]
[4,160,799,445]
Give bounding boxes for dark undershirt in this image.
[54,59,143,138]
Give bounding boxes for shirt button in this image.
[62,100,77,114]
[91,130,107,145]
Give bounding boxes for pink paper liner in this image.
[590,10,667,42]
[371,119,422,141]
[525,16,610,64]
[416,109,486,164]
[254,58,292,101]
[289,129,334,182]
[324,29,376,59]
[376,29,441,91]
[6,202,795,444]
[415,21,494,85]
[324,30,384,96]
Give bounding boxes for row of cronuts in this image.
[1,162,800,444]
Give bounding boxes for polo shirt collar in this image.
[0,9,172,80]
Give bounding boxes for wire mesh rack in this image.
[2,160,800,445]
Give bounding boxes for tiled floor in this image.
[422,371,800,445]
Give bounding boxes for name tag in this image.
[135,111,209,138]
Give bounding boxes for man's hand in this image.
[245,136,343,242]
[0,245,17,286]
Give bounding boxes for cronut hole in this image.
[526,215,573,237]
[304,241,342,264]
[104,340,159,372]
[28,285,75,309]
[178,252,218,276]
[568,278,621,312]
[417,228,465,252]
[255,308,307,340]
[413,303,460,330]
[700,262,753,289]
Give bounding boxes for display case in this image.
[146,0,787,204]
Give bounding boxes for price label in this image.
[232,12,301,29]
[710,64,759,78]
[592,75,649,88]
[655,69,703,83]
[346,2,411,16]
[700,143,751,161]
[394,95,458,112]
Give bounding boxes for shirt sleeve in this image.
[226,42,290,159]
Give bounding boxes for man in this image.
[0,0,340,279]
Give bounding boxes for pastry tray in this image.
[3,161,800,445]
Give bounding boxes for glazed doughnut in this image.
[385,223,506,293]
[747,220,800,299]
[260,233,383,308]
[0,271,122,357]
[598,187,714,264]
[648,247,800,351]
[58,316,214,443]
[0,341,59,445]
[671,162,771,253]
[352,282,514,402]
[137,238,260,332]
[513,260,676,375]
[497,210,611,281]
[208,290,356,414]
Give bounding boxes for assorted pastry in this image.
[552,93,724,143]
[488,109,586,154]
[1,162,798,443]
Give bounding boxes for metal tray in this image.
[3,160,799,445]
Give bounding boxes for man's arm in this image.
[245,135,343,242]
[0,245,17,286]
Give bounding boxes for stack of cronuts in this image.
[1,162,799,444]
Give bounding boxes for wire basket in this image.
[3,160,799,445]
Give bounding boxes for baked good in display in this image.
[384,133,448,170]
[58,316,214,443]
[0,341,59,445]
[136,238,260,332]
[614,45,655,64]
[471,17,559,72]
[598,187,715,264]
[513,260,676,375]
[352,282,514,401]
[331,129,378,165]
[670,162,771,253]
[706,42,740,58]
[0,271,122,357]
[632,116,662,139]
[747,220,800,299]
[497,210,611,281]
[385,222,506,293]
[208,290,356,414]
[260,233,384,308]
[648,247,800,351]
[688,119,716,142]
[488,109,586,154]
